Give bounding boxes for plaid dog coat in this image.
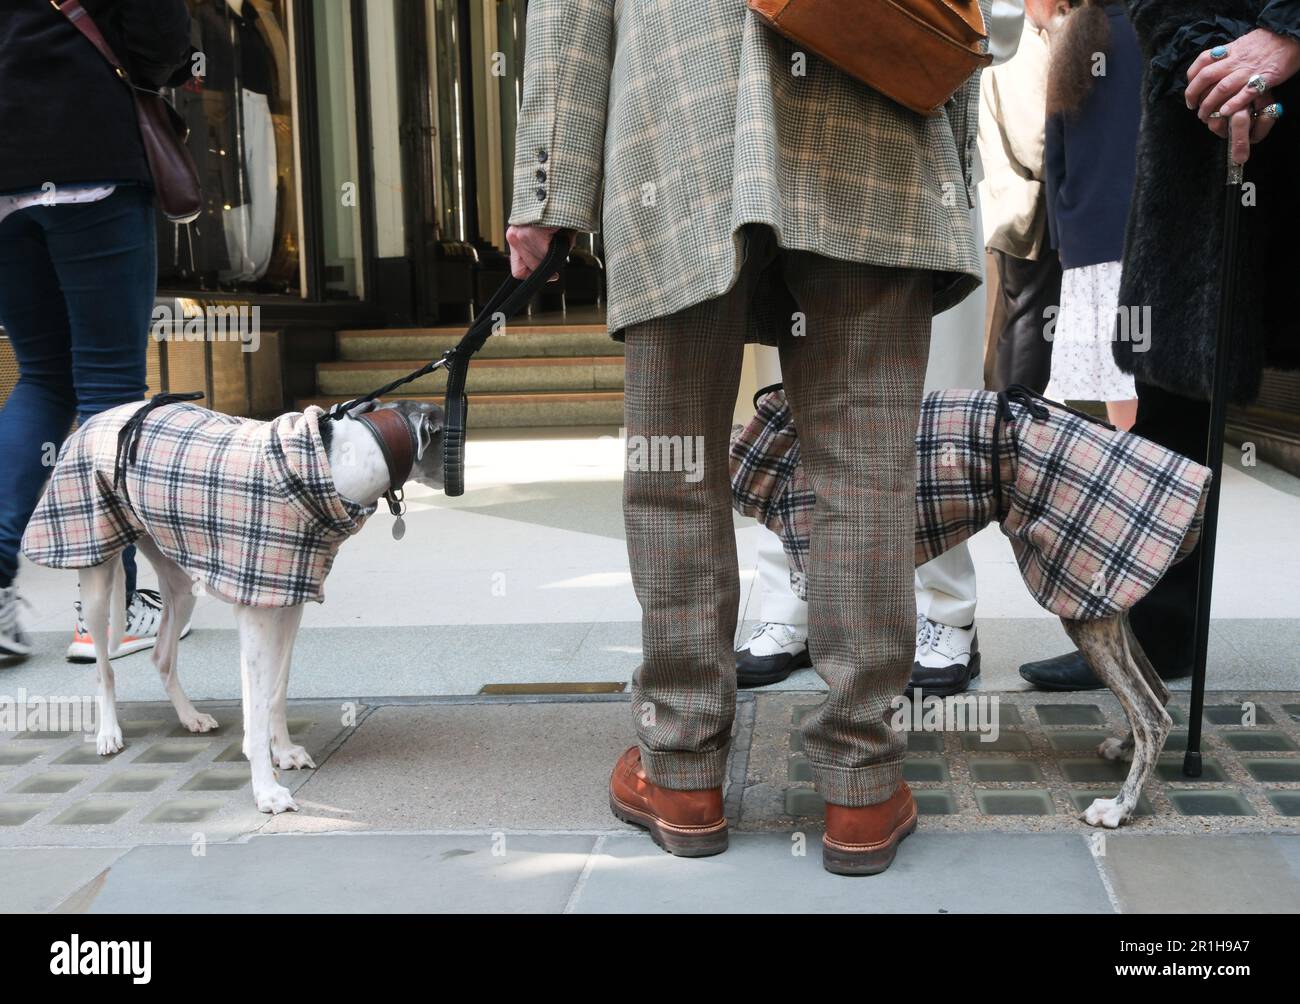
[731,387,1213,621]
[23,400,375,608]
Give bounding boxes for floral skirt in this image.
[1046,261,1137,402]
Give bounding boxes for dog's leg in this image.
[270,605,314,771]
[235,603,303,813]
[1096,615,1172,763]
[135,536,217,734]
[1063,616,1171,828]
[81,559,124,755]
[1097,731,1135,763]
[1123,613,1171,707]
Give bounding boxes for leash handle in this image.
[442,232,571,496]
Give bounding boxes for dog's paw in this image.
[254,784,299,815]
[180,712,220,734]
[96,727,124,756]
[273,745,316,770]
[1081,796,1130,829]
[1097,737,1131,762]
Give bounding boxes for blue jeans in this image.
[0,185,157,596]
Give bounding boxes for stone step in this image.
[317,356,625,396]
[297,390,625,429]
[335,324,619,362]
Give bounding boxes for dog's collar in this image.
[355,408,417,514]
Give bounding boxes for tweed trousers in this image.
[624,225,931,807]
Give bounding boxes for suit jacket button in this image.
[537,149,549,163]
[535,169,547,183]
[535,187,547,201]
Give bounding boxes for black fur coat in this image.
[1118,0,1300,403]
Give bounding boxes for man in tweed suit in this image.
[508,0,988,874]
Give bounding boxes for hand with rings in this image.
[1185,27,1300,163]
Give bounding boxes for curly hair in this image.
[1046,0,1116,118]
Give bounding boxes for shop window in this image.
[160,0,300,296]
[311,1,366,300]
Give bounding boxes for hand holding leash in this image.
[326,231,572,497]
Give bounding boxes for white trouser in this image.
[753,197,987,631]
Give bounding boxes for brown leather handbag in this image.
[54,0,203,223]
[748,0,992,116]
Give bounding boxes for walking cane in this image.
[1182,139,1244,778]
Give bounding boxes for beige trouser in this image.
[623,225,932,807]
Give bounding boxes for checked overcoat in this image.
[23,401,375,608]
[731,388,1214,622]
[509,0,990,335]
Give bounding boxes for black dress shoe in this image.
[1020,649,1193,691]
[1018,651,1105,691]
[736,645,811,688]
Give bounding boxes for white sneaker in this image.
[910,614,981,697]
[65,588,192,663]
[0,585,33,658]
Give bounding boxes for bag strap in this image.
[52,0,135,87]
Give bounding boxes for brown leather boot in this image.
[822,783,918,876]
[608,747,728,857]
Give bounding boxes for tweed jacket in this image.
[731,388,1212,622]
[23,402,374,608]
[509,0,991,335]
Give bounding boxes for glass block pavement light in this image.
[0,702,359,846]
[741,692,1300,834]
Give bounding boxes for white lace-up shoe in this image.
[909,614,980,697]
[66,588,192,662]
[735,621,811,688]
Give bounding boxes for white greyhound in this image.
[24,398,443,814]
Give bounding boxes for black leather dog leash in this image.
[325,232,571,497]
[115,391,206,493]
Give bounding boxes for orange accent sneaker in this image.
[65,589,191,662]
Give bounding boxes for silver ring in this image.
[1209,111,1224,119]
[1262,102,1285,120]
[1248,73,1268,94]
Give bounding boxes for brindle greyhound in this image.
[731,386,1212,829]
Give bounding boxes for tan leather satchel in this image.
[748,0,992,116]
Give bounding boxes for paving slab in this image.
[1098,835,1300,914]
[261,699,655,833]
[80,833,597,914]
[0,847,129,913]
[570,831,1114,914]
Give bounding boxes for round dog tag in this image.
[391,515,406,541]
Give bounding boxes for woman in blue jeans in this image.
[0,0,191,659]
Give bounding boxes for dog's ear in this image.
[415,405,443,460]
